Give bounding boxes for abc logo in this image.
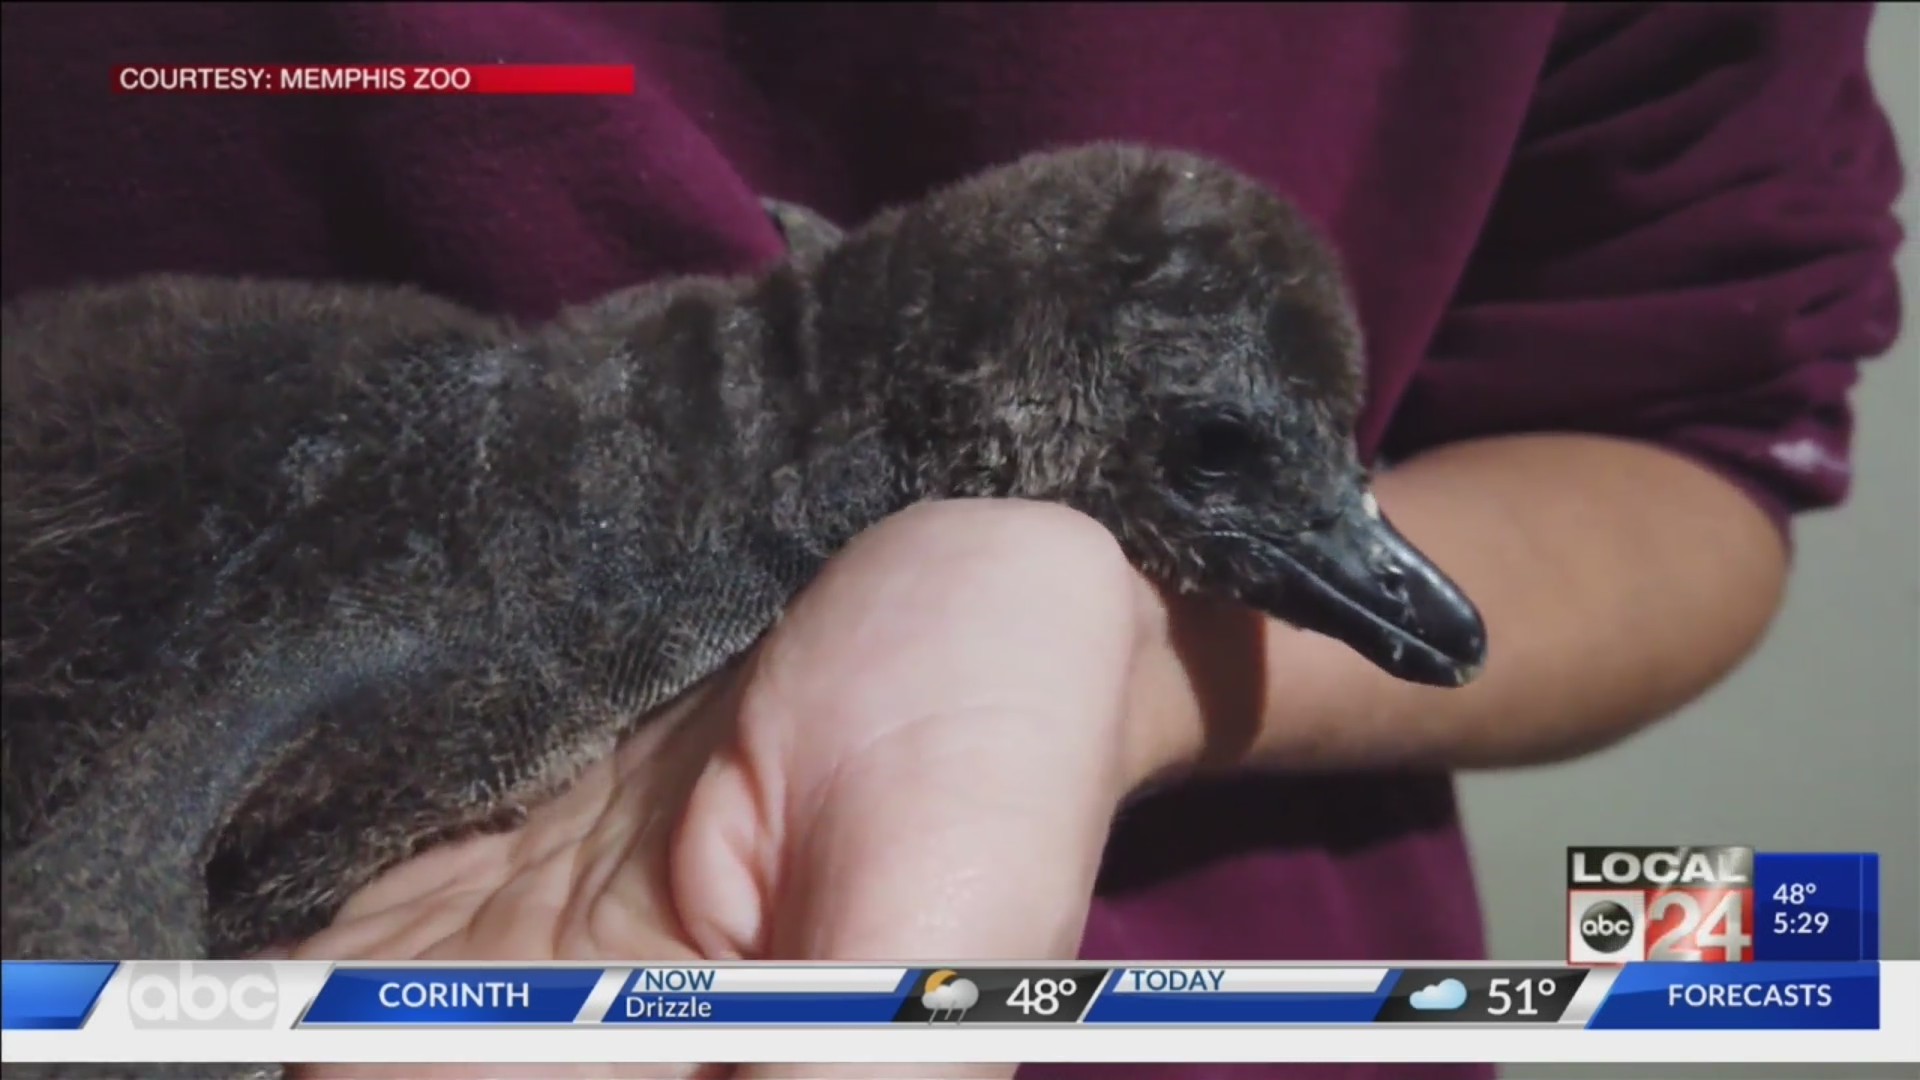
[1578,900,1637,954]
[124,962,279,1029]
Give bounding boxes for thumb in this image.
[754,503,1140,961]
[737,699,1115,1080]
[676,503,1143,1078]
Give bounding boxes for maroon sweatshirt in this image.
[0,4,1905,1079]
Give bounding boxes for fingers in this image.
[282,688,735,1080]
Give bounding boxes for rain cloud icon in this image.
[1408,978,1469,1012]
[920,970,980,1023]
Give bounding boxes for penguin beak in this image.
[1220,493,1488,688]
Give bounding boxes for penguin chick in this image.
[1,144,1485,994]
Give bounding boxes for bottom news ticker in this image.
[3,959,1915,1066]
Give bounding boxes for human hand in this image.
[279,499,1163,1080]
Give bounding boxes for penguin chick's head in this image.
[864,144,1485,687]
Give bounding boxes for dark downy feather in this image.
[1,144,1376,1080]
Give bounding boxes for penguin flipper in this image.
[202,533,828,956]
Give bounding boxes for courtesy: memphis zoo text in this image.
[113,66,475,94]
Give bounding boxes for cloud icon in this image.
[1408,978,1469,1011]
[920,971,980,1022]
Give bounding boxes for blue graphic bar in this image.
[602,991,910,1024]
[300,967,602,1025]
[1082,970,1389,1025]
[1753,853,1880,962]
[1586,962,1878,1029]
[606,969,913,1024]
[0,962,119,1031]
[1085,993,1387,1024]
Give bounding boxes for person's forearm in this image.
[1128,432,1791,781]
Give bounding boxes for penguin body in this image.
[1,146,1484,989]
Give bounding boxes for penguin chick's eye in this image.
[1165,413,1264,490]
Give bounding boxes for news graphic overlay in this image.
[1372,968,1591,1025]
[1580,961,1880,1030]
[300,967,604,1025]
[1566,847,1880,965]
[123,962,283,1029]
[1,961,316,1033]
[1568,846,1754,963]
[1080,966,1390,1024]
[0,963,116,1031]
[0,956,1894,1069]
[893,969,1101,1024]
[1750,851,1881,963]
[111,64,638,96]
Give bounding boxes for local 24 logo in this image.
[1566,846,1755,965]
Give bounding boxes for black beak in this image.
[1223,495,1487,687]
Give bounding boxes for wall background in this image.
[1458,6,1919,1078]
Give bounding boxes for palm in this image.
[283,501,1150,1080]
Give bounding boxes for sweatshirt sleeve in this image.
[1383,2,1906,541]
[0,3,786,319]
